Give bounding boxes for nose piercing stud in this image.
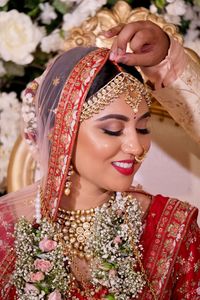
[135,147,147,163]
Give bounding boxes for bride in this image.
[0,21,199,300]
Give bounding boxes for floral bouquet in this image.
[13,218,70,300]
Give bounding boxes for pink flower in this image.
[116,209,123,216]
[34,259,53,273]
[113,236,122,244]
[25,283,39,294]
[109,269,117,278]
[48,290,62,300]
[39,237,57,252]
[30,271,45,282]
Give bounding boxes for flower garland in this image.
[13,218,70,299]
[88,192,145,299]
[13,193,147,299]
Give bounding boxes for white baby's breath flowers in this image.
[88,192,145,299]
[0,92,21,191]
[41,29,65,53]
[62,0,106,32]
[0,10,44,65]
[39,2,57,25]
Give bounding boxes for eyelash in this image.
[103,128,150,136]
[103,129,122,136]
[136,128,150,135]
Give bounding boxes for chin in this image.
[107,181,133,193]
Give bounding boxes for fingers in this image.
[109,27,156,62]
[106,20,170,67]
[102,23,125,38]
[112,21,153,52]
[129,29,155,54]
[115,52,159,67]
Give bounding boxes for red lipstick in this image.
[111,160,135,176]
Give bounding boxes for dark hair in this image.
[86,59,144,101]
[38,46,144,129]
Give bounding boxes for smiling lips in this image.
[112,160,135,176]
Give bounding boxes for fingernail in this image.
[109,51,115,61]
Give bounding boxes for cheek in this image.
[73,127,118,171]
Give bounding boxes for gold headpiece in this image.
[80,72,152,122]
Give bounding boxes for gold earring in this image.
[64,165,74,196]
[135,147,147,163]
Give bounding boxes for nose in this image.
[121,133,144,157]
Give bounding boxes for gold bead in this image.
[64,188,70,196]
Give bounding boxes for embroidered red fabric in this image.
[1,195,199,300]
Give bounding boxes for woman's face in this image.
[72,94,151,192]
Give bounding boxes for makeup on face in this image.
[73,96,151,194]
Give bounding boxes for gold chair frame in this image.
[7,0,199,192]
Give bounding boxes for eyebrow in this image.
[138,111,151,120]
[96,111,151,122]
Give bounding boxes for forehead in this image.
[90,92,149,120]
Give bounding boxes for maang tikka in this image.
[64,164,74,196]
[80,72,152,122]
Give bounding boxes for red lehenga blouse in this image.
[0,195,199,300]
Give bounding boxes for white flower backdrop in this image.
[0,0,200,193]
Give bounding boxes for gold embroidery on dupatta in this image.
[42,49,110,220]
[140,199,196,299]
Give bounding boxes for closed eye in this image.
[102,129,122,136]
[136,128,150,135]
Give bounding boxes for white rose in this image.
[0,91,21,190]
[39,3,57,25]
[62,0,106,32]
[163,13,181,25]
[166,0,186,16]
[184,29,199,42]
[0,0,9,7]
[41,29,64,53]
[184,5,195,20]
[0,10,45,65]
[149,4,158,14]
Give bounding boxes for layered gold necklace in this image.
[55,194,115,260]
[55,207,95,260]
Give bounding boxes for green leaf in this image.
[194,0,200,6]
[24,0,40,10]
[28,7,40,18]
[104,294,116,300]
[106,0,118,6]
[4,62,25,77]
[154,0,166,9]
[53,0,69,14]
[101,262,116,270]
[0,4,9,11]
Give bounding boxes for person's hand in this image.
[102,21,170,67]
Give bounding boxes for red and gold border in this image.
[42,48,110,220]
